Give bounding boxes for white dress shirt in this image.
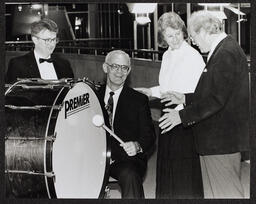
[34,50,58,80]
[207,32,227,62]
[104,85,123,127]
[150,41,205,110]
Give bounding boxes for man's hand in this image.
[161,91,185,106]
[120,141,142,156]
[134,87,152,97]
[159,108,182,134]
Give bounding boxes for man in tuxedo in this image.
[6,18,74,83]
[159,11,249,198]
[98,50,155,198]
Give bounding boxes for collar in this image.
[34,50,51,64]
[167,40,186,53]
[207,32,227,61]
[105,85,123,97]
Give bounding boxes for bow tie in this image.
[39,58,54,63]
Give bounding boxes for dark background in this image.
[0,0,255,204]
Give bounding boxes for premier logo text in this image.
[64,93,90,118]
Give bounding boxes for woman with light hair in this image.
[136,12,205,198]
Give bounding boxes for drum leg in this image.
[104,184,121,199]
[105,177,121,199]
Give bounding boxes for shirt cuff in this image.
[150,86,161,98]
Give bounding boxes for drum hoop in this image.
[91,87,111,198]
[44,86,70,198]
[98,134,111,198]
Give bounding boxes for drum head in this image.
[52,82,107,198]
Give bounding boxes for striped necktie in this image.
[106,91,115,128]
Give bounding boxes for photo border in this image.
[0,0,255,204]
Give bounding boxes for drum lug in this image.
[82,77,101,90]
[45,171,55,178]
[57,104,63,111]
[58,103,64,111]
[46,133,57,142]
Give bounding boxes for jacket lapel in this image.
[27,51,41,78]
[52,56,61,79]
[113,86,127,128]
[98,84,106,103]
[99,85,128,129]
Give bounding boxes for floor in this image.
[108,148,250,199]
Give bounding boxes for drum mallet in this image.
[92,115,124,145]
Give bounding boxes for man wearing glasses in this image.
[98,50,155,198]
[6,18,74,83]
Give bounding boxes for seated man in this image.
[97,50,156,198]
[6,18,73,83]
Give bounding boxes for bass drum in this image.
[5,79,110,198]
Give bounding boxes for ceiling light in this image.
[198,3,231,7]
[135,13,151,25]
[31,4,42,10]
[126,3,157,14]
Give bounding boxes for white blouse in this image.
[151,41,205,98]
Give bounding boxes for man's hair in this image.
[158,12,188,48]
[31,18,58,36]
[188,11,222,35]
[105,50,131,66]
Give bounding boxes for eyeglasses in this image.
[105,63,130,73]
[33,35,59,44]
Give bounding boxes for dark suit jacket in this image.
[98,85,156,166]
[6,51,74,83]
[180,35,249,155]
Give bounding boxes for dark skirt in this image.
[156,124,203,198]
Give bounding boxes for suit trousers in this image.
[200,152,245,198]
[110,160,146,198]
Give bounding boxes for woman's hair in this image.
[158,12,188,48]
[188,10,222,35]
[31,18,58,36]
